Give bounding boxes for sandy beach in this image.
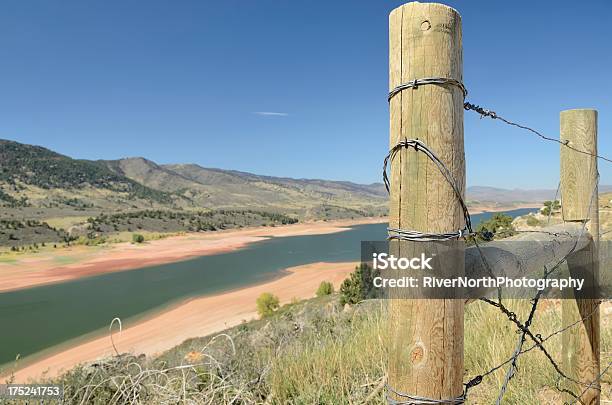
[1,261,356,383]
[0,217,384,293]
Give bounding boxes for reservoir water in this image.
[0,208,536,366]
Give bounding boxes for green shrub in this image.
[339,263,380,306]
[541,200,561,216]
[474,213,515,241]
[315,281,334,297]
[132,233,145,244]
[256,292,280,318]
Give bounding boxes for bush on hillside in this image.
[132,233,145,244]
[256,292,280,318]
[316,281,334,297]
[339,263,380,306]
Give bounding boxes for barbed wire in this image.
[474,175,599,404]
[464,299,607,385]
[388,76,612,164]
[384,76,607,404]
[463,102,612,164]
[383,138,472,242]
[497,178,599,405]
[386,385,466,405]
[388,77,468,102]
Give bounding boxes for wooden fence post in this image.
[388,2,465,401]
[560,109,600,404]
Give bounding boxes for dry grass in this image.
[11,296,611,404]
[465,299,611,404]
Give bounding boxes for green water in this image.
[0,208,536,366]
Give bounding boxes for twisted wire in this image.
[383,138,472,242]
[388,77,612,164]
[388,77,468,102]
[463,301,605,390]
[386,384,466,405]
[488,174,600,403]
[464,102,612,164]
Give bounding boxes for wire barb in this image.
[464,101,612,164]
[388,77,468,102]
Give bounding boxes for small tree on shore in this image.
[316,281,334,297]
[132,233,145,244]
[256,292,280,318]
[541,200,561,216]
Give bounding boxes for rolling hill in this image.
[0,139,173,208]
[0,140,387,219]
[100,157,386,212]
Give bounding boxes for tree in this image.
[256,292,280,318]
[541,200,561,216]
[474,213,515,242]
[339,263,380,306]
[316,281,334,297]
[132,233,145,244]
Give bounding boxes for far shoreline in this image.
[0,217,385,293]
[467,203,540,215]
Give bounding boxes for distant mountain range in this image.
[1,139,607,218]
[467,185,612,204]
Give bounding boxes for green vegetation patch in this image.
[85,209,298,235]
[0,219,70,249]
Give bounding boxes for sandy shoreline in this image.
[468,203,540,215]
[0,217,384,293]
[1,261,357,383]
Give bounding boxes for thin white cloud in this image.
[253,111,289,117]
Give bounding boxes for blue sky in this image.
[0,1,610,189]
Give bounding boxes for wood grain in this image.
[560,108,600,404]
[388,2,464,401]
[561,110,598,221]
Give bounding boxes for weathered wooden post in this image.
[388,2,465,401]
[560,109,600,404]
